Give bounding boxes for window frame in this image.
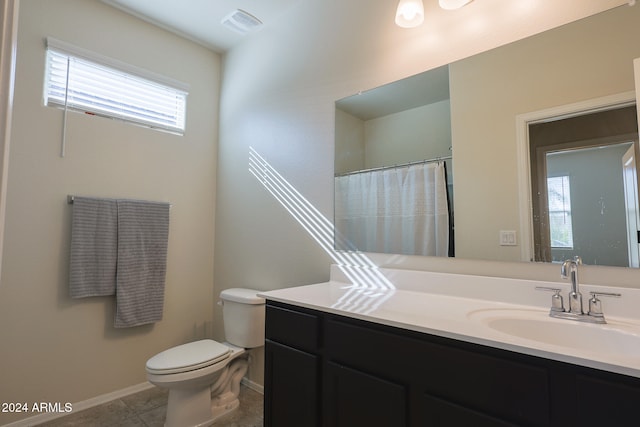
[44,37,189,135]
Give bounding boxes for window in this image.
[44,38,188,134]
[547,175,574,248]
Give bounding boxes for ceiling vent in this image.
[221,9,263,35]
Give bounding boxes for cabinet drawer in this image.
[266,304,320,353]
[325,317,421,380]
[421,343,549,426]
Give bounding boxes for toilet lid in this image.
[146,339,231,375]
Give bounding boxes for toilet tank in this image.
[220,288,265,348]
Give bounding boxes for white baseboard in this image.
[2,382,155,427]
[240,377,264,394]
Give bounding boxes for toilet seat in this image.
[146,339,231,375]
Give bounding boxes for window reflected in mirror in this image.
[547,175,574,250]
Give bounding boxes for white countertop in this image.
[260,265,640,378]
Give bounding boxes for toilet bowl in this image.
[146,288,265,427]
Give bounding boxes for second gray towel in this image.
[114,200,170,328]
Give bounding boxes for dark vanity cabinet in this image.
[264,303,322,427]
[264,301,640,427]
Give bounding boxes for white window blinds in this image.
[44,38,188,134]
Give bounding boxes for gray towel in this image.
[69,197,118,298]
[114,200,170,328]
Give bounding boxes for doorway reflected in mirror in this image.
[529,105,639,267]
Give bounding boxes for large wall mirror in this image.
[334,4,640,268]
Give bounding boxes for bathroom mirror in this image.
[334,4,640,267]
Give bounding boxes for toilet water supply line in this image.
[210,356,250,401]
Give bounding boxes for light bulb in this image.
[395,0,424,28]
[401,4,420,19]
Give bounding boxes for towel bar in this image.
[67,195,171,207]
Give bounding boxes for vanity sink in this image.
[468,308,640,358]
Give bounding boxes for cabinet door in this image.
[325,362,407,427]
[575,374,640,427]
[420,394,518,427]
[265,340,320,427]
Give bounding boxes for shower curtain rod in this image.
[335,155,452,177]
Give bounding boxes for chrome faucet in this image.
[535,256,621,324]
[561,256,583,314]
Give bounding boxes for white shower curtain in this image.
[335,162,450,256]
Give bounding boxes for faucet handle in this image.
[588,291,621,318]
[535,286,565,313]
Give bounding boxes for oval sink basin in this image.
[468,308,640,358]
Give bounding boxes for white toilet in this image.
[146,288,265,427]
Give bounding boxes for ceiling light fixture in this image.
[395,0,425,28]
[439,0,473,10]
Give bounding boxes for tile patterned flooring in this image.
[36,385,263,427]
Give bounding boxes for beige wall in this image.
[451,4,640,263]
[215,0,635,386]
[365,100,452,168]
[335,100,451,174]
[0,0,220,424]
[334,108,364,174]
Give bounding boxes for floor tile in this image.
[137,405,166,427]
[35,384,262,426]
[212,387,263,427]
[38,399,137,426]
[121,387,168,413]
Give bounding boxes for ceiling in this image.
[99,0,629,59]
[100,0,301,53]
[99,0,630,122]
[97,0,472,118]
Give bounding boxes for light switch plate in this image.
[500,230,517,246]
